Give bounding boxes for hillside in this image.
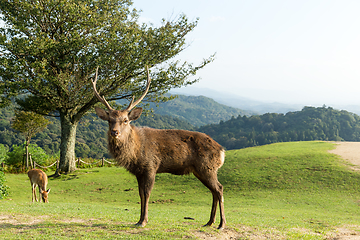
[4,98,360,160]
[0,106,195,159]
[151,94,253,126]
[199,106,360,150]
[171,87,304,114]
[2,142,360,239]
[1,94,247,158]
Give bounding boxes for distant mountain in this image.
[150,95,254,127]
[170,87,306,114]
[171,86,360,116]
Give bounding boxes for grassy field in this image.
[1,141,360,239]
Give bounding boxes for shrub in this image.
[0,169,9,199]
[6,143,48,171]
[0,144,9,164]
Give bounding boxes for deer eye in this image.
[124,119,129,124]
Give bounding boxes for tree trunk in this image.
[57,113,78,174]
[25,142,29,169]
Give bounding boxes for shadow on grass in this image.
[0,221,146,238]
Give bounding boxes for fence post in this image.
[77,158,81,168]
[102,158,105,167]
[56,159,59,169]
[29,154,34,169]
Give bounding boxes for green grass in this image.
[1,141,360,239]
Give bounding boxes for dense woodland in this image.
[199,105,360,150]
[0,105,195,159]
[2,98,360,159]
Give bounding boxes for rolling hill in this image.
[150,94,254,127]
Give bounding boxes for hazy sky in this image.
[132,0,360,105]
[1,1,359,105]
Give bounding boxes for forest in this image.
[2,101,360,158]
[199,105,360,150]
[0,104,195,159]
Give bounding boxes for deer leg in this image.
[217,183,226,230]
[31,184,34,202]
[194,171,226,230]
[31,183,38,202]
[135,173,155,227]
[205,192,219,227]
[38,185,43,202]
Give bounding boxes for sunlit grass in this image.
[1,141,360,239]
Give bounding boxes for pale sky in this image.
[1,1,359,105]
[132,0,360,105]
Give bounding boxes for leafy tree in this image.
[11,110,51,168]
[0,0,213,173]
[0,144,8,164]
[199,106,360,150]
[6,143,49,171]
[0,169,9,199]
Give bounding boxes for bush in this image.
[0,169,9,199]
[6,143,49,171]
[0,144,9,164]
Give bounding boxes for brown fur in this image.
[28,169,51,203]
[95,107,226,229]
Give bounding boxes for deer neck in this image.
[108,125,140,167]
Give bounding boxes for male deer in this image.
[92,67,226,229]
[28,169,51,203]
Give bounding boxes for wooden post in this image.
[29,154,33,169]
[102,158,105,167]
[77,158,81,167]
[25,145,29,169]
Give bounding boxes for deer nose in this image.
[111,130,119,137]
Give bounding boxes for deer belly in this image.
[157,161,193,175]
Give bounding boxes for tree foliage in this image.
[199,106,360,150]
[6,143,49,170]
[0,0,213,173]
[11,110,51,144]
[0,144,9,164]
[0,102,196,159]
[0,169,9,199]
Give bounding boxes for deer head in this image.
[41,189,51,203]
[92,67,151,139]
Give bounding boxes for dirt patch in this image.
[329,142,360,170]
[0,214,48,225]
[0,214,86,225]
[193,227,251,240]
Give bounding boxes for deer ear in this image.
[47,188,51,193]
[128,108,143,121]
[95,107,109,121]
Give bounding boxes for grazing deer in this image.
[92,67,226,229]
[28,169,51,203]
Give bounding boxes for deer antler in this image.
[92,67,114,111]
[125,66,151,111]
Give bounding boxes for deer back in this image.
[28,169,49,191]
[108,126,225,176]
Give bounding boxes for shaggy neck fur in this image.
[107,126,140,170]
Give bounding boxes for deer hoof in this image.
[217,221,225,230]
[203,222,214,227]
[135,222,146,227]
[217,225,225,230]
